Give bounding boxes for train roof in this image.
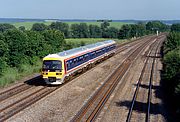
[44,40,116,60]
[57,40,115,57]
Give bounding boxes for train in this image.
[41,40,116,85]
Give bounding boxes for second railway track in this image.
[71,35,159,122]
[126,35,165,122]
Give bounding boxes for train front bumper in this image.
[44,78,63,85]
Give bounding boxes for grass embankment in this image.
[13,21,127,30]
[0,38,127,87]
[0,60,42,86]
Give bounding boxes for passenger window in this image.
[74,59,76,64]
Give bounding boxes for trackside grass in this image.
[0,61,42,86]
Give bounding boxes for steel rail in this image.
[0,75,41,103]
[71,36,157,122]
[146,37,164,122]
[126,36,164,122]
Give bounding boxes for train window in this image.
[91,52,95,56]
[78,56,83,62]
[73,58,76,63]
[76,58,79,62]
[84,54,88,60]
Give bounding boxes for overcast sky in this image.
[0,0,179,20]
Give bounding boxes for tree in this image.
[79,23,89,38]
[171,23,180,32]
[118,24,132,39]
[130,24,138,37]
[146,21,167,33]
[89,25,102,38]
[136,23,146,36]
[49,22,69,37]
[19,26,26,31]
[101,21,110,30]
[0,23,16,32]
[31,23,48,31]
[163,48,180,81]
[71,24,80,38]
[163,47,180,107]
[3,29,29,67]
[25,31,48,60]
[165,32,180,51]
[42,30,65,53]
[0,39,8,58]
[106,27,119,38]
[0,33,8,74]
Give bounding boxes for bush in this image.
[163,43,180,119]
[165,32,180,51]
[163,48,180,81]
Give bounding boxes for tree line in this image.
[30,21,169,39]
[162,23,180,120]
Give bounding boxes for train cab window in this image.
[43,60,62,71]
[66,62,69,68]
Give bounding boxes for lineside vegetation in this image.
[0,21,169,86]
[162,23,180,120]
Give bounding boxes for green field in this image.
[13,21,127,30]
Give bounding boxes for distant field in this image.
[13,21,127,30]
[12,22,52,30]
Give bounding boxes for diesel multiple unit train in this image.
[41,40,116,85]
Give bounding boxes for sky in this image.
[0,0,179,20]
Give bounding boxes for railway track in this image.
[150,36,166,122]
[0,75,42,103]
[0,36,154,121]
[0,85,61,121]
[126,36,164,122]
[71,35,158,122]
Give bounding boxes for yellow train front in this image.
[42,54,66,85]
[41,40,116,85]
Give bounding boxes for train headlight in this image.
[43,72,48,75]
[56,73,62,75]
